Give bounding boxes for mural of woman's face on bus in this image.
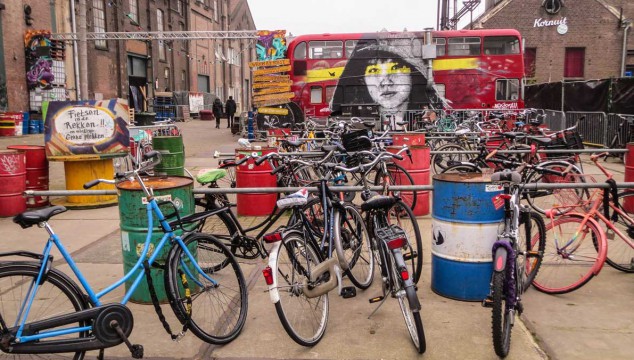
[364,58,412,111]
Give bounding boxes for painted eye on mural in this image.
[365,65,380,75]
[391,64,411,74]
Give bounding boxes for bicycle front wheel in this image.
[604,191,634,273]
[0,263,88,360]
[335,204,374,289]
[374,163,417,216]
[523,161,587,214]
[166,233,248,344]
[274,233,329,346]
[491,271,512,358]
[532,214,607,294]
[519,210,546,288]
[431,143,468,174]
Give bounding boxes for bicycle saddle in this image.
[14,206,67,229]
[491,170,522,184]
[282,140,303,148]
[363,121,376,129]
[501,132,526,140]
[361,195,398,211]
[196,168,226,185]
[527,136,552,146]
[277,188,308,209]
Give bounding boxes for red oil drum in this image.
[388,145,430,216]
[236,147,277,216]
[0,112,24,137]
[0,149,27,217]
[624,143,634,212]
[391,133,425,147]
[7,145,49,208]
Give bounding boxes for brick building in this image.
[470,0,634,84]
[0,0,256,114]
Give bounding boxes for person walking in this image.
[212,98,223,129]
[225,96,237,128]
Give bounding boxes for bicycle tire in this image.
[392,253,426,354]
[334,204,374,289]
[195,197,245,260]
[532,214,607,294]
[166,233,248,344]
[523,160,587,215]
[431,143,469,174]
[441,162,482,174]
[0,263,88,360]
[491,271,512,357]
[385,200,423,284]
[374,163,418,214]
[603,191,634,273]
[274,233,329,346]
[519,210,546,288]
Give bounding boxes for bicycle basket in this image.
[563,130,584,150]
[342,129,372,152]
[549,173,594,212]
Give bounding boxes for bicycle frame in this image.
[9,186,215,345]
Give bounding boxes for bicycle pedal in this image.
[341,286,356,299]
[482,297,494,308]
[516,301,524,315]
[403,251,417,261]
[369,296,384,304]
[130,344,144,359]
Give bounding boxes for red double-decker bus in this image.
[284,29,525,121]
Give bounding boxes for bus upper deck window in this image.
[294,42,307,60]
[448,37,480,56]
[483,36,520,55]
[309,41,343,59]
[434,38,446,56]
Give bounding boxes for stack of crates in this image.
[154,92,175,121]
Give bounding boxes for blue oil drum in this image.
[431,173,504,301]
[22,112,30,135]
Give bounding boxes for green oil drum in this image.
[117,176,195,303]
[152,136,185,176]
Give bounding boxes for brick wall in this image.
[476,0,626,83]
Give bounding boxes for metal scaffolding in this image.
[50,30,260,41]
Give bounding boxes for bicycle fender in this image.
[561,213,608,276]
[493,247,508,273]
[267,240,282,304]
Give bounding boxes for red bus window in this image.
[309,41,343,59]
[294,42,306,60]
[564,48,585,78]
[495,79,520,101]
[310,86,323,104]
[483,36,520,55]
[448,37,480,56]
[434,38,446,56]
[524,48,537,78]
[345,39,377,58]
[326,85,336,103]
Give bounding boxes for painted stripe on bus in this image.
[433,58,479,71]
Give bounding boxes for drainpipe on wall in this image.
[621,20,632,77]
[70,0,81,100]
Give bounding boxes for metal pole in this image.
[78,0,88,100]
[69,0,81,100]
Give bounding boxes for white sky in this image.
[246,0,486,36]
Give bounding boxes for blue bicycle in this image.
[0,151,248,359]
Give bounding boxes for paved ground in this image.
[0,120,632,359]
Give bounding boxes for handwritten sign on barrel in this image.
[44,99,130,160]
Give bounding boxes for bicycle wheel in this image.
[523,161,587,214]
[274,233,329,346]
[0,263,88,360]
[604,191,634,272]
[491,271,512,357]
[374,163,418,214]
[334,204,374,289]
[441,163,481,174]
[391,253,426,354]
[431,143,468,174]
[532,214,607,294]
[518,210,546,288]
[166,233,248,344]
[385,200,423,284]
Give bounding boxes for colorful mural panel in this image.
[256,30,287,61]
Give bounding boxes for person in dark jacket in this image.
[225,96,237,128]
[212,98,223,129]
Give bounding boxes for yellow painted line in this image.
[306,67,345,83]
[433,58,479,71]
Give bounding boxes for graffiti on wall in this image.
[24,30,54,90]
[256,30,287,61]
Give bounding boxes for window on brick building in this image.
[128,0,138,22]
[93,0,107,49]
[564,48,585,79]
[524,47,537,78]
[157,9,166,61]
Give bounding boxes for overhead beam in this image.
[50,30,260,41]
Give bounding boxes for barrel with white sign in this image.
[431,173,504,301]
[116,176,195,303]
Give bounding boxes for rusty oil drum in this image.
[117,176,195,303]
[7,145,49,208]
[431,173,504,301]
[0,149,27,217]
[235,147,277,216]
